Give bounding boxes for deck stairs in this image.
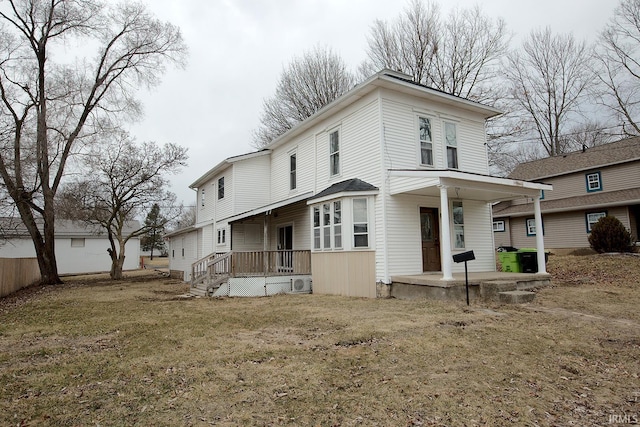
[190,252,232,297]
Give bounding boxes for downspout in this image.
[377,90,390,285]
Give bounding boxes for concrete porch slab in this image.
[389,271,551,301]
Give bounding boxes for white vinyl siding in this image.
[380,92,489,175]
[271,137,314,202]
[232,155,271,213]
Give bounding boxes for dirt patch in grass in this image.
[1,259,639,426]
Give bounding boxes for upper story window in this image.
[329,130,340,176]
[444,122,458,169]
[200,188,205,208]
[585,171,602,192]
[452,200,464,249]
[353,198,369,248]
[418,116,433,166]
[290,152,297,190]
[218,177,225,199]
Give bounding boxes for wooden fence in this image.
[0,258,40,298]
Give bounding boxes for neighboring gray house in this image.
[0,219,141,274]
[493,138,640,251]
[170,69,551,298]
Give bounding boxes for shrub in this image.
[588,215,634,253]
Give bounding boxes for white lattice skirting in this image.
[213,276,312,297]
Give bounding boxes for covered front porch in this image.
[388,169,552,281]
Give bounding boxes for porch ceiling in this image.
[388,169,552,203]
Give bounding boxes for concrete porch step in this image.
[498,290,536,304]
[480,280,517,301]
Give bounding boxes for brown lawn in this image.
[0,254,638,426]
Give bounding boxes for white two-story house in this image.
[167,69,551,298]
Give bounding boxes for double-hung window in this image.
[418,116,433,166]
[585,172,602,192]
[313,207,321,249]
[323,203,331,248]
[586,212,606,232]
[218,177,225,199]
[452,201,464,249]
[444,122,458,169]
[493,220,505,232]
[289,152,297,190]
[217,228,226,244]
[526,218,544,236]
[333,201,342,249]
[329,130,340,176]
[353,198,369,248]
[200,188,205,207]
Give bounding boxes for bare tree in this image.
[172,204,196,230]
[0,0,187,285]
[504,28,594,157]
[361,1,508,103]
[595,0,640,135]
[253,45,356,148]
[58,133,188,279]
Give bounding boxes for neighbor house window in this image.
[217,228,226,244]
[329,130,340,176]
[445,122,458,169]
[493,220,505,232]
[418,116,433,166]
[353,198,369,248]
[313,207,321,249]
[540,190,545,200]
[526,218,544,236]
[200,188,205,207]
[586,212,607,232]
[452,201,464,249]
[71,238,85,247]
[218,177,225,199]
[585,172,602,192]
[290,152,297,190]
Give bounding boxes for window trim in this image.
[70,238,85,247]
[452,200,465,249]
[352,198,370,249]
[418,115,433,167]
[217,227,226,245]
[218,176,225,200]
[493,220,505,232]
[585,171,602,193]
[200,188,205,208]
[444,121,458,170]
[585,211,607,233]
[289,151,297,191]
[329,129,340,177]
[525,217,544,236]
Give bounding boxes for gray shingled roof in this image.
[509,137,640,181]
[308,178,378,201]
[493,187,640,217]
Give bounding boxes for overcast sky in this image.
[128,0,619,205]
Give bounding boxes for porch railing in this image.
[232,250,311,276]
[191,250,312,286]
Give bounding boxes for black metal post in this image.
[464,260,469,306]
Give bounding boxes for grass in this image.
[1,255,639,426]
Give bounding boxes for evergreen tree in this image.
[141,204,167,260]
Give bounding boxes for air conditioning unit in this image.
[291,277,312,293]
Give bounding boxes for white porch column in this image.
[533,196,547,274]
[439,185,453,280]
